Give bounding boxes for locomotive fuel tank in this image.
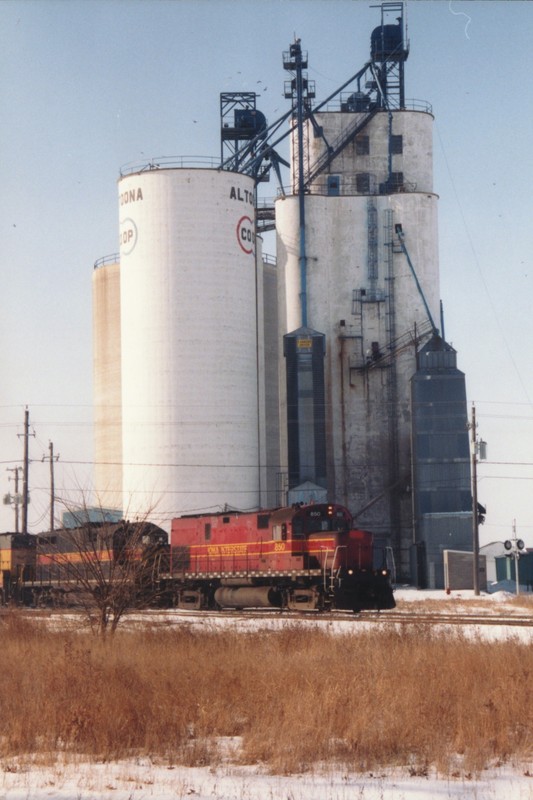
[214,586,283,609]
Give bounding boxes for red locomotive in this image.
[165,502,395,612]
[1,504,395,613]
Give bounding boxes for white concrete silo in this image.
[276,107,439,577]
[92,256,122,512]
[118,166,260,526]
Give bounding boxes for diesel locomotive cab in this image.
[292,503,350,535]
[290,503,394,611]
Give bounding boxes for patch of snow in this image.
[487,589,517,602]
[1,759,533,799]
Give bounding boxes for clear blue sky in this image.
[1,0,532,546]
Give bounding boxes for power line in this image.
[436,122,532,407]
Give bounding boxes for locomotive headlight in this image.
[348,569,354,575]
[381,569,388,576]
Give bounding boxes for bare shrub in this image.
[34,515,166,636]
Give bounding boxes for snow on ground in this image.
[2,757,533,800]
[393,587,518,604]
[7,590,533,799]
[114,587,533,644]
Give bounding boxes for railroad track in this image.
[2,606,533,629]
[138,607,533,628]
[355,610,533,627]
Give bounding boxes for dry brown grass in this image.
[394,593,533,614]
[508,594,533,611]
[0,611,532,776]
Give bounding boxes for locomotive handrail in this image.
[331,546,347,589]
[322,545,347,593]
[320,547,330,591]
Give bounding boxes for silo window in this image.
[327,175,340,196]
[390,172,404,190]
[390,135,403,154]
[356,173,371,194]
[356,135,370,155]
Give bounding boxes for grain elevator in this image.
[275,2,472,583]
[93,1,473,585]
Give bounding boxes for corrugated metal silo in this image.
[92,255,122,513]
[283,327,327,491]
[118,166,260,526]
[410,334,472,589]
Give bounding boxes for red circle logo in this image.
[236,215,255,255]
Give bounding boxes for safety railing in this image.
[323,98,433,114]
[94,253,120,270]
[119,155,220,177]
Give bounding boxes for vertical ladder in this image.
[383,209,402,570]
[367,198,378,288]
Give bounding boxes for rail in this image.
[275,180,425,199]
[93,249,276,272]
[256,197,277,209]
[323,98,433,115]
[7,605,533,627]
[94,253,120,270]
[119,155,220,177]
[322,545,347,593]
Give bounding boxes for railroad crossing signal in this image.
[504,521,526,595]
[504,538,525,555]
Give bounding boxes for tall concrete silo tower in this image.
[92,255,123,513]
[117,164,262,526]
[276,1,464,580]
[261,251,281,507]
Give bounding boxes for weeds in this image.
[0,611,531,775]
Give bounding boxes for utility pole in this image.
[470,403,487,596]
[43,441,59,531]
[471,403,480,596]
[19,407,34,535]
